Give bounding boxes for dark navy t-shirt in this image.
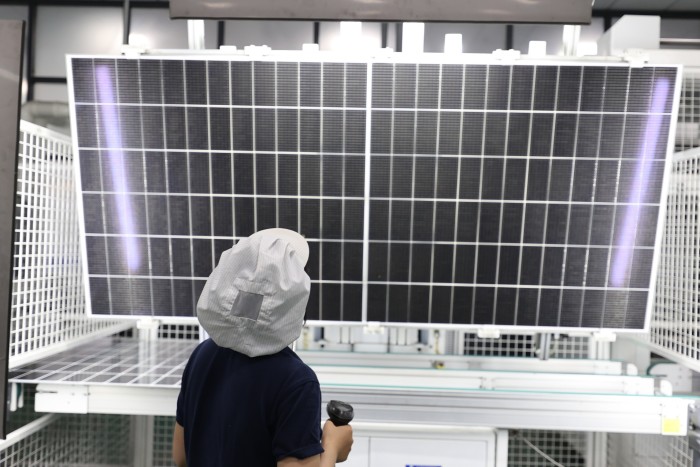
[176,339,324,466]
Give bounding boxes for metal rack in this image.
[646,143,700,371]
[10,121,131,370]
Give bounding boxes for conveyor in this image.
[8,337,695,436]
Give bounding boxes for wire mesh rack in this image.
[10,121,131,369]
[677,69,700,152]
[463,333,591,359]
[508,430,587,467]
[607,433,693,467]
[5,385,41,434]
[0,413,131,466]
[615,71,700,467]
[3,415,696,467]
[153,416,174,466]
[646,146,700,370]
[157,323,200,341]
[9,337,195,387]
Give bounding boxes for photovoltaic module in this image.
[68,54,679,330]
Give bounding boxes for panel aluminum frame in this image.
[66,51,682,334]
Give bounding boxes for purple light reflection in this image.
[95,65,141,272]
[610,78,669,287]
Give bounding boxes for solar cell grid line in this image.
[251,62,259,233]
[534,66,560,328]
[470,65,490,325]
[491,65,513,325]
[427,65,443,324]
[160,61,177,317]
[206,61,216,274]
[577,66,608,328]
[448,64,467,325]
[557,66,583,328]
[318,63,324,320]
[134,59,157,315]
[381,63,396,323]
[229,61,238,246]
[94,59,114,316]
[340,63,346,321]
[296,63,302,251]
[513,65,537,326]
[113,60,139,315]
[599,67,631,329]
[183,61,198,317]
[360,61,373,323]
[274,63,279,231]
[406,63,419,324]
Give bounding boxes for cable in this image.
[512,432,566,467]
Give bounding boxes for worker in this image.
[172,228,353,466]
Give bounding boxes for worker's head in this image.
[197,228,310,357]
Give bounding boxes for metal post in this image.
[188,20,206,50]
[131,415,155,467]
[689,405,700,467]
[132,318,158,467]
[562,24,581,56]
[123,0,130,45]
[536,333,552,360]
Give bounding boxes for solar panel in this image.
[68,54,679,331]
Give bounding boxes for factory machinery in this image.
[2,15,700,467]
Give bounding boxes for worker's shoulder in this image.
[274,347,319,383]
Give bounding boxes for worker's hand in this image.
[321,420,353,463]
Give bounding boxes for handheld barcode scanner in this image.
[326,400,354,426]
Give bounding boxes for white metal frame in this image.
[28,377,693,436]
[644,146,700,372]
[10,121,131,370]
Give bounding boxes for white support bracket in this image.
[9,382,23,412]
[622,48,650,67]
[477,327,501,339]
[363,322,386,335]
[187,19,206,50]
[35,384,89,414]
[137,318,160,341]
[34,383,178,416]
[491,49,521,62]
[374,47,395,59]
[302,43,320,52]
[592,330,617,343]
[132,415,155,467]
[120,44,146,57]
[244,45,272,56]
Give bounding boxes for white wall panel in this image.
[224,20,314,50]
[608,0,676,10]
[513,18,604,56]
[423,23,506,53]
[130,8,218,50]
[0,6,28,22]
[35,6,122,77]
[669,0,700,11]
[660,18,700,39]
[33,83,68,103]
[319,21,382,51]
